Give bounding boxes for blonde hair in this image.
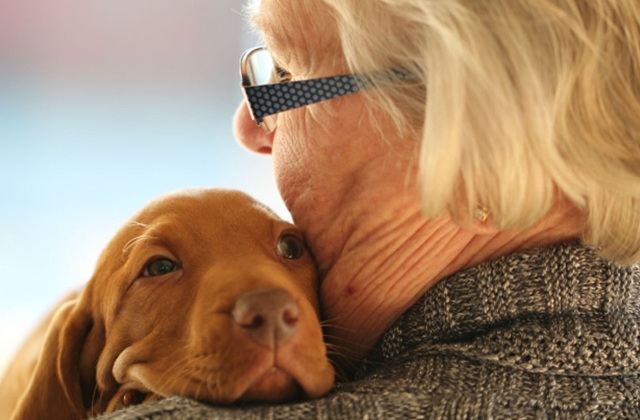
[321,0,640,265]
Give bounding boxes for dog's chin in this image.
[237,367,303,403]
[115,358,307,405]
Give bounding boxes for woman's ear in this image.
[11,295,104,420]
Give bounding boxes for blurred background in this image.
[0,0,284,373]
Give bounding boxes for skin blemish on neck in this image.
[346,285,358,296]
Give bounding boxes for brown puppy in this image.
[1,188,334,420]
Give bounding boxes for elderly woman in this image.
[103,0,640,418]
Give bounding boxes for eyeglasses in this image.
[240,46,370,133]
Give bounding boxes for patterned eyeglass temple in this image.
[243,73,367,124]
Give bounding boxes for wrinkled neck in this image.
[311,190,583,369]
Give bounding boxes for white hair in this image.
[320,0,640,265]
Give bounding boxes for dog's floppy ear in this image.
[11,294,105,420]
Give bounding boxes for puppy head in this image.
[76,188,335,411]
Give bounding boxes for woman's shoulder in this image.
[381,240,639,355]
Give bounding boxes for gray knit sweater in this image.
[97,241,640,419]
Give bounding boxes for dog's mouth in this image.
[115,346,331,405]
[237,366,303,403]
[231,341,334,403]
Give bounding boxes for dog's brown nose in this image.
[232,288,300,349]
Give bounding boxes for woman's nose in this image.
[233,100,274,154]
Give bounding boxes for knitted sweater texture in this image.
[97,241,640,419]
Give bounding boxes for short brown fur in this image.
[0,188,334,420]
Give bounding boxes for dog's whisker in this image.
[319,317,341,326]
[149,357,185,399]
[121,233,158,259]
[328,355,365,382]
[177,365,197,399]
[324,334,362,346]
[153,344,192,391]
[156,352,193,396]
[322,336,370,353]
[325,344,360,356]
[328,363,352,382]
[215,368,225,400]
[162,365,186,400]
[189,364,202,388]
[196,366,211,401]
[89,383,101,417]
[322,331,363,342]
[321,323,362,334]
[318,315,347,326]
[194,369,205,402]
[326,347,362,363]
[324,341,370,376]
[204,370,215,399]
[327,350,367,369]
[127,220,149,228]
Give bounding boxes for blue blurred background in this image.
[0,0,285,372]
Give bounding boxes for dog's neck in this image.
[301,186,583,368]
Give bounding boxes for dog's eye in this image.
[142,258,180,277]
[277,234,304,259]
[120,390,145,408]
